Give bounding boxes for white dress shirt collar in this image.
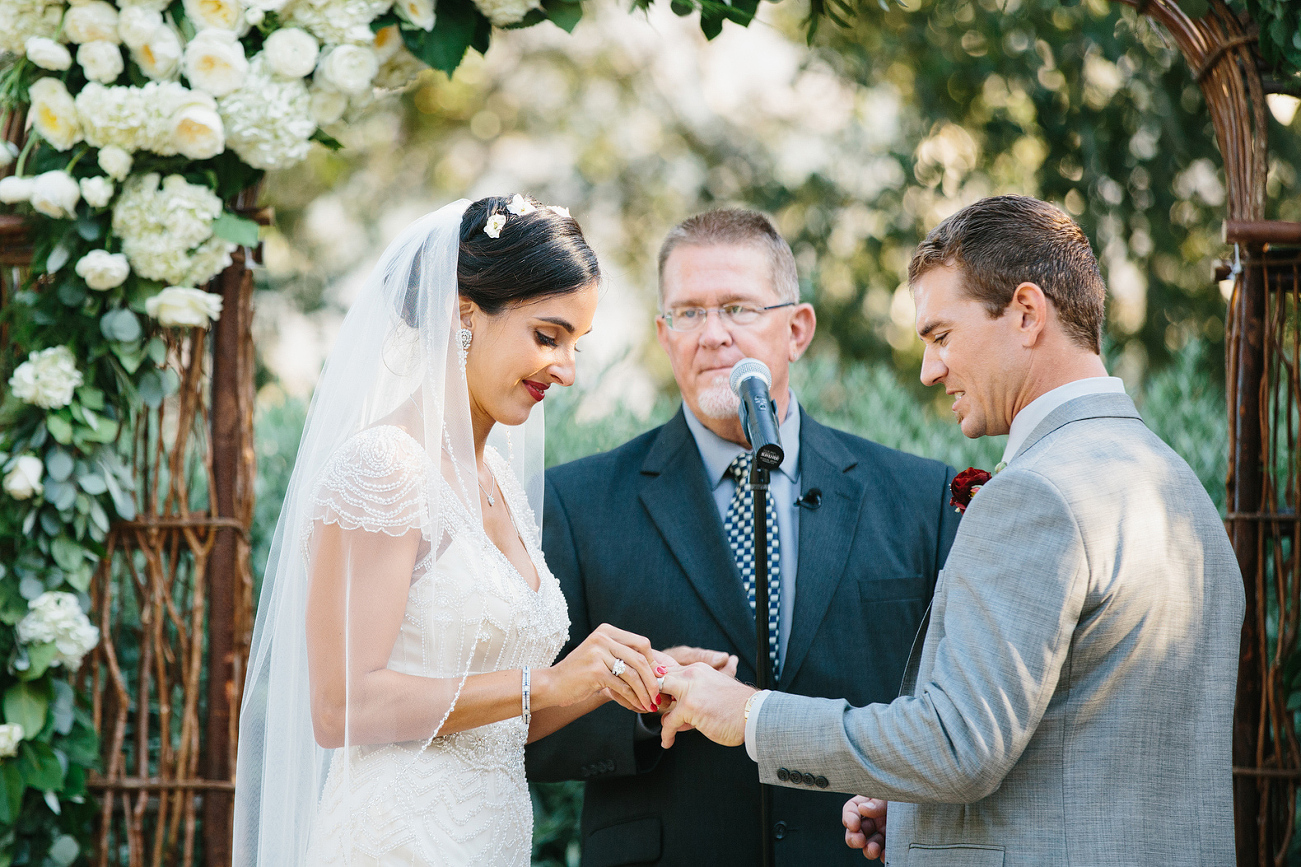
[1001,376,1126,465]
[682,394,801,486]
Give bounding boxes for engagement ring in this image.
[610,658,626,678]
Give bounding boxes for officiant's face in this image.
[914,263,1026,439]
[657,243,814,444]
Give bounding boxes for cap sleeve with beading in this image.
[309,426,433,541]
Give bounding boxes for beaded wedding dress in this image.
[234,200,560,866]
[303,429,569,865]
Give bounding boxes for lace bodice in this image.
[303,425,569,866]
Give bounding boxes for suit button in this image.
[802,773,816,786]
[815,776,829,789]
[776,768,790,782]
[773,821,787,840]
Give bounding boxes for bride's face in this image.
[462,281,599,428]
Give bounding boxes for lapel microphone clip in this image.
[795,488,822,510]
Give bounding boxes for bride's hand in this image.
[536,624,660,714]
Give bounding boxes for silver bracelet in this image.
[521,666,531,725]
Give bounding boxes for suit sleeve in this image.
[524,476,656,782]
[752,466,1087,803]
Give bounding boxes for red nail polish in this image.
[655,665,667,676]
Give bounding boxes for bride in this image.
[233,196,664,865]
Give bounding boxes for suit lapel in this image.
[1012,392,1143,463]
[781,413,865,686]
[637,411,757,663]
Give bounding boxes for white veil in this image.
[232,199,546,864]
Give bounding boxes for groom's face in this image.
[914,263,1026,439]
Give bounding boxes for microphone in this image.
[795,489,822,510]
[729,359,784,470]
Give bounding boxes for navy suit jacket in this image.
[526,407,960,866]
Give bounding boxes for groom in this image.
[526,209,960,865]
[657,195,1245,865]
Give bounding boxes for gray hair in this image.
[657,209,800,305]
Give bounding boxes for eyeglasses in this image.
[660,302,795,333]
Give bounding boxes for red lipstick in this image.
[524,380,549,402]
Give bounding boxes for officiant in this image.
[525,209,961,866]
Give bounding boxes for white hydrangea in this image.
[17,592,100,670]
[25,36,72,71]
[29,170,81,218]
[111,173,235,286]
[63,0,119,43]
[29,77,82,151]
[77,39,124,83]
[145,286,224,327]
[218,56,316,170]
[261,27,318,79]
[79,176,114,208]
[184,28,248,96]
[472,0,542,26]
[308,81,347,126]
[0,725,24,758]
[0,0,65,56]
[75,249,130,289]
[9,346,83,410]
[285,0,391,46]
[3,455,44,501]
[77,81,224,157]
[97,144,133,180]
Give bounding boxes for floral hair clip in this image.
[483,195,571,238]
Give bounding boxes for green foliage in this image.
[1240,0,1301,81]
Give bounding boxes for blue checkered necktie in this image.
[722,451,781,680]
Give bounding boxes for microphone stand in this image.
[750,461,775,867]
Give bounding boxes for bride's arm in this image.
[305,522,661,748]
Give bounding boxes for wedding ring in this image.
[610,658,627,678]
[656,676,665,692]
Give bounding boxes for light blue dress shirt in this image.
[682,395,801,673]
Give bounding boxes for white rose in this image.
[184,28,247,95]
[262,28,317,79]
[318,44,377,96]
[28,77,82,152]
[171,103,225,159]
[117,5,162,48]
[77,40,124,83]
[0,142,16,170]
[63,0,120,44]
[183,0,244,31]
[395,0,434,31]
[3,456,45,501]
[244,6,264,25]
[75,249,130,289]
[29,170,81,219]
[78,176,115,208]
[0,176,33,204]
[472,0,541,26]
[308,82,347,125]
[97,145,133,180]
[145,286,223,327]
[372,25,401,62]
[0,725,24,758]
[8,346,84,410]
[25,37,72,71]
[130,25,182,79]
[248,0,288,11]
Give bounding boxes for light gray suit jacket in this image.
[754,392,1244,867]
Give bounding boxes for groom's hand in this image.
[842,796,887,860]
[656,663,753,749]
[659,646,739,677]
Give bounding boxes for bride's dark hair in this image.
[456,195,600,314]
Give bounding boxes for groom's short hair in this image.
[908,195,1106,354]
[658,209,800,305]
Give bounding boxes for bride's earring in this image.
[458,327,472,373]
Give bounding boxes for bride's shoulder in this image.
[310,425,433,537]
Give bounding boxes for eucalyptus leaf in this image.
[77,471,107,496]
[77,387,104,411]
[50,682,74,736]
[46,415,73,446]
[44,480,77,512]
[46,243,71,274]
[22,642,58,681]
[50,538,85,572]
[103,470,136,521]
[18,741,64,790]
[212,211,261,247]
[43,790,61,815]
[18,577,44,601]
[74,217,102,241]
[100,308,142,343]
[56,281,86,308]
[146,337,167,367]
[88,499,110,535]
[138,370,165,409]
[44,450,73,483]
[48,834,77,865]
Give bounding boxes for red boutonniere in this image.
[950,467,993,514]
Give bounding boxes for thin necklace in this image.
[478,464,498,507]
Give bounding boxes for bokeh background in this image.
[244,0,1300,861]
